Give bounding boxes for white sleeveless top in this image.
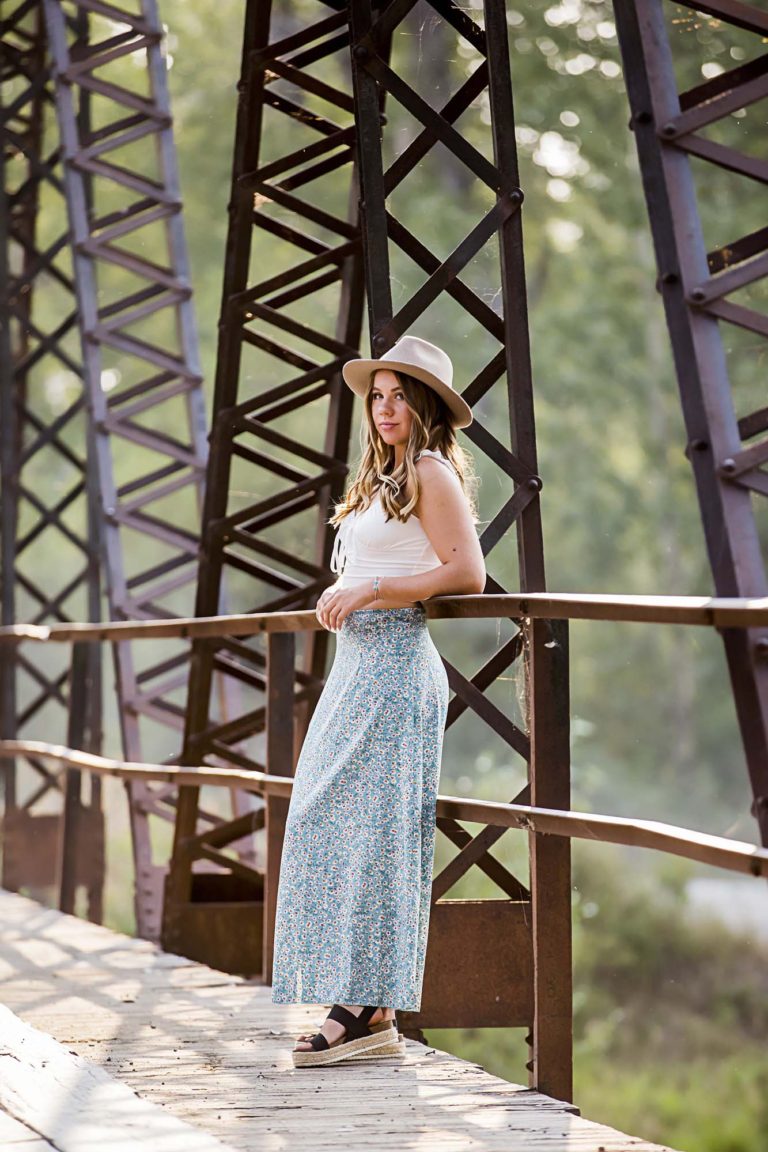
[330,449,455,589]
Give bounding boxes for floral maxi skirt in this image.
[270,606,449,1012]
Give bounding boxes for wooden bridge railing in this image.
[5,589,768,642]
[0,740,764,879]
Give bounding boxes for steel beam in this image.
[165,0,365,965]
[614,0,768,845]
[0,0,105,913]
[41,0,214,937]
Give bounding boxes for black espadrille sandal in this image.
[291,1004,396,1067]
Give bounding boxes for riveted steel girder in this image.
[0,0,105,917]
[165,0,366,971]
[1,0,219,940]
[614,0,768,846]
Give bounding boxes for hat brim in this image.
[341,358,473,429]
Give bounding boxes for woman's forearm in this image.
[373,561,485,604]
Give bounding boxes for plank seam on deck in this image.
[0,890,678,1151]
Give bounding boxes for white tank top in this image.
[330,449,455,589]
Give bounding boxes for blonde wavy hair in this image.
[329,370,479,528]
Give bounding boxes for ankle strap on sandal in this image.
[327,1004,379,1039]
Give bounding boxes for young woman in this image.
[270,334,486,1067]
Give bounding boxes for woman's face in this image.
[369,369,413,450]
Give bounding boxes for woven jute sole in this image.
[291,1021,397,1068]
[341,1032,405,1061]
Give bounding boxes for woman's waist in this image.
[338,605,429,640]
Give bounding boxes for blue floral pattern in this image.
[271,606,449,1010]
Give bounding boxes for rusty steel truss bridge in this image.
[2,0,768,1104]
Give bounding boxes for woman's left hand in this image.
[316,580,374,632]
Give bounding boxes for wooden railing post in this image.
[528,616,572,1102]
[263,631,296,984]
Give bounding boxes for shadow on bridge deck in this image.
[0,889,678,1151]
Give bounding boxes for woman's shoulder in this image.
[414,448,457,475]
[412,448,465,525]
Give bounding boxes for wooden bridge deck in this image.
[0,889,678,1151]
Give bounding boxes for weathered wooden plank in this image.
[0,889,679,1152]
[0,1005,237,1152]
[0,1107,55,1148]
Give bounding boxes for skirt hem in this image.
[271,991,422,1011]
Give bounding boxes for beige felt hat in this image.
[341,335,473,429]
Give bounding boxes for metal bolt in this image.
[527,475,543,492]
[689,288,707,303]
[689,438,708,453]
[720,458,736,475]
[661,271,678,285]
[753,638,768,661]
[353,45,369,62]
[661,122,677,137]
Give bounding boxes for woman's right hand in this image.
[315,581,342,631]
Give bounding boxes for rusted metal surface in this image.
[59,643,103,920]
[0,1,105,912]
[613,0,768,847]
[528,617,571,1102]
[167,0,365,966]
[398,900,534,1031]
[40,0,217,938]
[179,0,361,769]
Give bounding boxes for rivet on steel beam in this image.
[525,1059,534,1072]
[661,272,678,285]
[353,45,369,62]
[510,187,525,206]
[753,639,768,662]
[527,475,542,492]
[661,123,677,137]
[689,288,707,304]
[634,110,652,125]
[684,438,708,460]
[380,114,388,127]
[720,458,736,475]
